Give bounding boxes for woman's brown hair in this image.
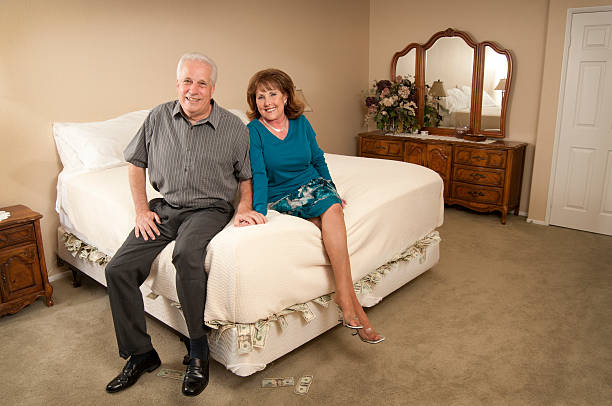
[246,69,304,120]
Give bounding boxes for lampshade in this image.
[494,78,507,91]
[429,80,447,97]
[295,88,313,112]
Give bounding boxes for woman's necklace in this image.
[262,117,287,133]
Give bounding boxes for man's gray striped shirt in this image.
[124,100,251,208]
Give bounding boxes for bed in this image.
[53,109,444,376]
[440,85,501,130]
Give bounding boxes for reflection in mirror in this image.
[395,48,416,79]
[425,37,474,129]
[480,45,508,132]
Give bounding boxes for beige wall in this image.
[369,0,550,214]
[529,0,612,222]
[0,0,369,277]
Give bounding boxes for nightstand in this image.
[0,205,53,316]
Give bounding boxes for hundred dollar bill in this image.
[294,375,313,395]
[312,294,333,308]
[217,323,235,340]
[237,323,253,353]
[261,377,295,388]
[253,320,270,349]
[278,315,288,330]
[157,368,185,381]
[288,304,316,323]
[281,377,295,386]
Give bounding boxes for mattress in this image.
[57,153,444,324]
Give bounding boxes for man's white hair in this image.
[176,52,218,85]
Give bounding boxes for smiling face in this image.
[255,85,287,123]
[176,59,215,122]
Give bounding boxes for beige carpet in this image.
[1,207,611,405]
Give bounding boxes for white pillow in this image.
[443,87,469,112]
[228,109,250,125]
[481,91,499,108]
[53,110,150,170]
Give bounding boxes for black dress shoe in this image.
[106,350,161,393]
[182,356,209,396]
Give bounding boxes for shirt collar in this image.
[172,99,220,129]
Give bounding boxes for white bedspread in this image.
[57,154,443,323]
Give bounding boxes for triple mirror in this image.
[391,28,512,138]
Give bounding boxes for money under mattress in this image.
[57,154,444,324]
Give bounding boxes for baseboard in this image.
[526,218,548,226]
[49,269,72,282]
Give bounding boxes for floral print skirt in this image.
[268,178,342,219]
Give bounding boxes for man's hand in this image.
[135,209,161,240]
[128,164,161,241]
[234,208,266,227]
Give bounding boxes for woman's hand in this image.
[234,208,267,227]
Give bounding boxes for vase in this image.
[383,119,397,134]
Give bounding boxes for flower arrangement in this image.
[364,76,419,133]
[364,76,442,133]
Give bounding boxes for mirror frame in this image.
[390,28,513,138]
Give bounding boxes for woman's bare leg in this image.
[317,204,380,340]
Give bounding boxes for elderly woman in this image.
[246,68,383,344]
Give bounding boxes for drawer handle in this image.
[468,191,485,197]
[469,173,486,180]
[472,156,486,161]
[375,145,386,150]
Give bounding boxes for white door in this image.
[550,10,612,235]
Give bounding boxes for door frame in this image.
[546,5,612,225]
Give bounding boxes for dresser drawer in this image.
[451,182,503,205]
[452,164,505,187]
[361,139,403,158]
[0,224,36,250]
[454,147,507,168]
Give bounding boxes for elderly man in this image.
[104,53,265,397]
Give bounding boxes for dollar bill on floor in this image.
[157,368,185,380]
[294,375,313,395]
[262,377,295,388]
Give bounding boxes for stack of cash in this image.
[261,375,313,395]
[62,232,111,265]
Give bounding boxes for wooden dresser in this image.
[0,205,53,316]
[358,132,527,224]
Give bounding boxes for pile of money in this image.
[294,375,313,395]
[261,375,313,395]
[62,232,111,265]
